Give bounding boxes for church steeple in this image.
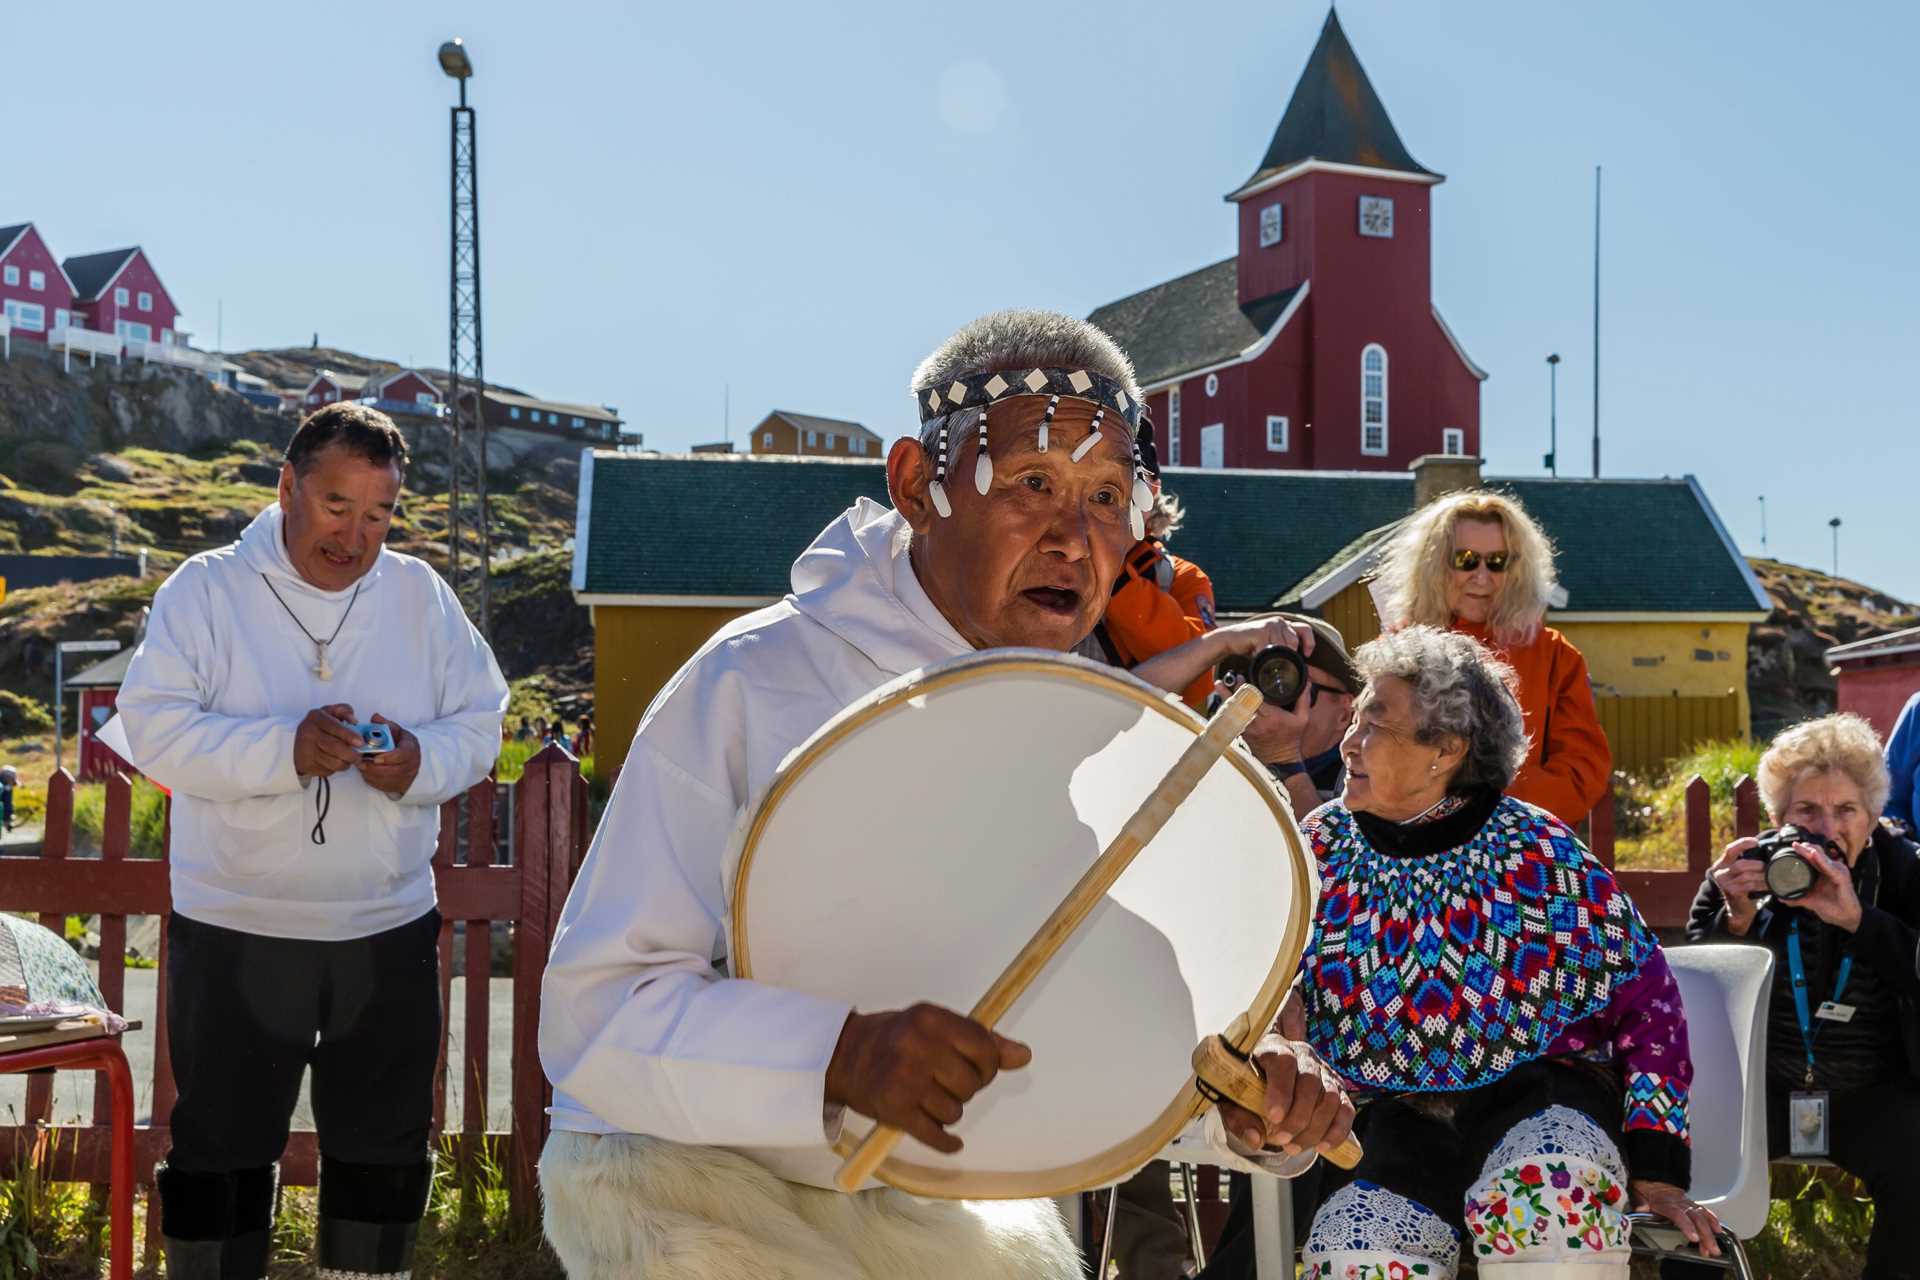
[1228,9,1439,200]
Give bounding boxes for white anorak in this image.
[115,504,508,941]
[541,497,1308,1190]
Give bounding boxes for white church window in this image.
[1361,345,1388,455]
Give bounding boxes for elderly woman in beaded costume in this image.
[1277,626,1719,1280]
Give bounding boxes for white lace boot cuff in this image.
[1304,1181,1461,1280]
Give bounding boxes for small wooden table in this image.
[0,1019,141,1280]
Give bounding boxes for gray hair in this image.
[1352,625,1530,793]
[910,310,1143,451]
[1148,489,1185,541]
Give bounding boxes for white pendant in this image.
[1037,421,1049,452]
[1129,503,1146,541]
[974,450,993,495]
[929,480,952,518]
[315,642,332,681]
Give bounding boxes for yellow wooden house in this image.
[571,452,1769,780]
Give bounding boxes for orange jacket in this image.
[1454,618,1613,828]
[1104,542,1217,710]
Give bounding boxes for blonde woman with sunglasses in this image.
[1370,489,1611,826]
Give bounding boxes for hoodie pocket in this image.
[208,791,309,879]
[365,792,441,879]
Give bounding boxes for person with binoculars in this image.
[1686,713,1920,1279]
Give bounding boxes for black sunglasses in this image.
[1451,549,1511,573]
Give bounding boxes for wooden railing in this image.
[0,744,588,1234]
[1587,773,1762,927]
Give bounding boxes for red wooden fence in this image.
[0,744,588,1233]
[1587,774,1763,928]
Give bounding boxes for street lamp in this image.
[438,38,473,89]
[1829,517,1842,577]
[439,36,490,637]
[1545,354,1561,475]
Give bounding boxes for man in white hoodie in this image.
[538,311,1351,1280]
[116,404,508,1280]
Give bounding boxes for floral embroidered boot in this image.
[1463,1106,1632,1278]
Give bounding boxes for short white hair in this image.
[1758,713,1891,822]
[910,310,1142,450]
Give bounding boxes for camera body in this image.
[1741,824,1840,902]
[351,722,396,755]
[1216,646,1308,709]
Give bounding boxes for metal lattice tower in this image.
[443,42,490,638]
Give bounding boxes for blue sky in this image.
[9,0,1917,599]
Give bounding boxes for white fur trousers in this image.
[539,1131,1081,1280]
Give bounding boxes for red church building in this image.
[1089,11,1484,472]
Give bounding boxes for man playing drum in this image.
[538,310,1353,1279]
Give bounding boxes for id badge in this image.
[1789,1090,1830,1157]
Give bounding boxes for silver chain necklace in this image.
[261,574,361,680]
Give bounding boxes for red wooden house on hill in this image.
[62,246,180,346]
[303,369,369,409]
[369,369,444,413]
[0,222,77,341]
[1088,11,1484,472]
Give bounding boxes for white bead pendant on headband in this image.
[928,415,953,517]
[974,404,995,495]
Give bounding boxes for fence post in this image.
[1683,776,1712,879]
[509,746,581,1227]
[1733,776,1761,840]
[25,772,76,1126]
[89,774,132,1232]
[147,795,175,1263]
[462,779,497,1185]
[430,798,459,1137]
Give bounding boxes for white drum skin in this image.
[731,650,1315,1199]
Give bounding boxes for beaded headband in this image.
[916,367,1153,540]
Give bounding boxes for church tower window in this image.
[1361,345,1388,455]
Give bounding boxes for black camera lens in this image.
[1764,851,1817,901]
[1743,824,1837,903]
[1218,646,1309,708]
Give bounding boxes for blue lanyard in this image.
[1786,919,1853,1086]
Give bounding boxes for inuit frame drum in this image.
[729,648,1318,1199]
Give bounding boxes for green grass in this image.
[1608,736,1765,870]
[68,778,170,858]
[1745,1164,1875,1280]
[1,1129,564,1279]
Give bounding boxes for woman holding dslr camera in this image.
[1688,713,1920,1279]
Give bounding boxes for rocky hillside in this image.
[0,348,589,708]
[1747,557,1917,736]
[0,343,286,494]
[222,345,537,403]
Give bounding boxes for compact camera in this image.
[1741,824,1841,902]
[351,722,396,755]
[1216,646,1309,709]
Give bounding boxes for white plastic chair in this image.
[1627,943,1776,1280]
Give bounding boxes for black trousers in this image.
[1766,1077,1920,1280]
[165,908,443,1172]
